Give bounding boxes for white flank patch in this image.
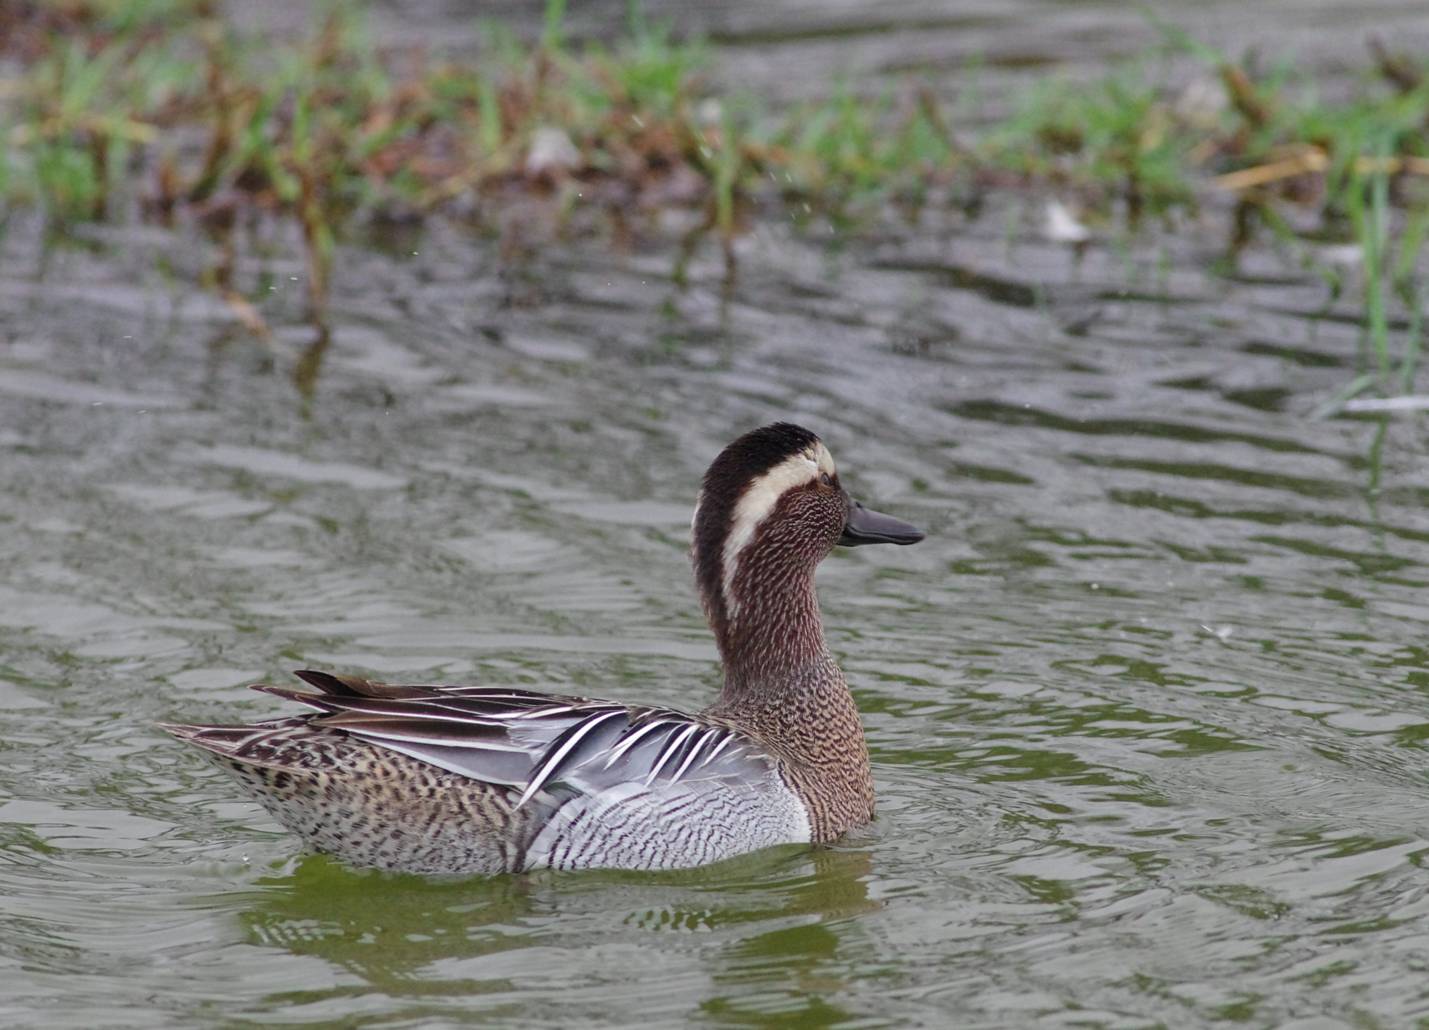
[719,442,835,617]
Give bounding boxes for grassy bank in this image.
[1,1,1426,398]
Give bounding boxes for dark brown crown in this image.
[692,422,822,623]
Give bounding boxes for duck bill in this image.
[839,500,924,546]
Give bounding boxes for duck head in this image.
[692,422,922,662]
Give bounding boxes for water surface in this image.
[4,4,1429,1027]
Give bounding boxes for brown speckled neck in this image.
[701,519,875,843]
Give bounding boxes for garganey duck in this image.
[164,423,923,873]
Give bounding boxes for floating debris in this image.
[1044,200,1091,244]
[525,127,582,179]
[1341,396,1429,413]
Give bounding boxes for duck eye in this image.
[820,472,833,487]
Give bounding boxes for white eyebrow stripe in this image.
[719,442,834,616]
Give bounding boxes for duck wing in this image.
[256,670,768,806]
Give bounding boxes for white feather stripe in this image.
[601,719,675,769]
[516,710,626,808]
[428,688,571,701]
[323,705,516,726]
[341,727,531,752]
[424,696,568,712]
[509,704,579,720]
[268,696,330,713]
[644,723,700,786]
[700,732,737,767]
[670,727,723,783]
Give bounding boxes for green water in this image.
[5,2,1429,1022]
[3,206,1427,1026]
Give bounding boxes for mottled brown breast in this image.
[706,656,875,843]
